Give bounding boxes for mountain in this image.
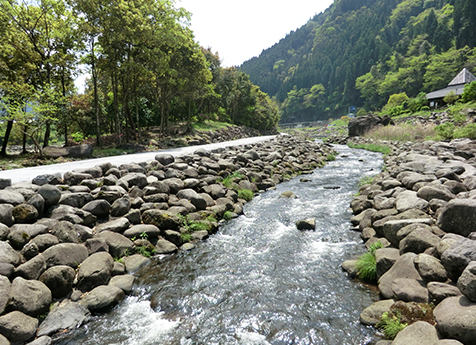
[240,0,476,123]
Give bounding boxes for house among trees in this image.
[426,68,476,107]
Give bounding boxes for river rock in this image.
[375,248,400,279]
[359,299,395,326]
[154,239,178,254]
[0,241,21,266]
[434,296,476,345]
[108,274,134,294]
[0,190,25,206]
[142,209,181,230]
[95,218,130,234]
[416,184,455,202]
[43,243,88,269]
[295,218,315,231]
[437,199,476,237]
[392,278,429,303]
[77,252,114,292]
[399,228,441,255]
[395,191,428,213]
[350,196,373,215]
[50,220,79,243]
[8,223,49,250]
[378,253,422,299]
[110,197,131,217]
[12,204,39,223]
[382,219,433,247]
[414,254,447,282]
[0,204,14,227]
[341,260,359,278]
[97,231,133,258]
[123,224,161,239]
[39,266,75,298]
[0,276,10,315]
[8,277,52,317]
[79,285,125,312]
[0,311,38,343]
[50,204,96,227]
[59,192,93,208]
[441,237,476,281]
[82,200,111,218]
[391,321,439,345]
[36,300,90,337]
[14,254,46,280]
[123,254,150,273]
[155,153,174,165]
[457,261,476,302]
[176,189,208,210]
[400,172,436,190]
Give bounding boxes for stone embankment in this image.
[0,134,334,345]
[342,136,476,345]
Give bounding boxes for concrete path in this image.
[0,135,276,185]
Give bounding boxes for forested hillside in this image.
[240,0,476,123]
[0,0,279,155]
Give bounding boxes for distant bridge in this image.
[278,120,330,129]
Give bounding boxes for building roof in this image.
[427,68,476,101]
[426,84,467,100]
[448,68,476,86]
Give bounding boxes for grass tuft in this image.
[377,312,408,340]
[357,241,383,281]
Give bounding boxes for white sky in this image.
[179,0,334,67]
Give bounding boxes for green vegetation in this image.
[326,153,336,161]
[365,122,437,142]
[192,121,234,132]
[223,211,235,221]
[0,0,279,157]
[241,0,476,122]
[135,245,156,258]
[218,172,244,189]
[356,241,383,282]
[377,312,408,340]
[179,214,218,236]
[348,143,392,156]
[238,189,254,202]
[358,175,375,187]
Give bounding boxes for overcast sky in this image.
[179,0,334,67]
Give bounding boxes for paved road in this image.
[0,135,276,185]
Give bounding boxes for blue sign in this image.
[350,105,357,112]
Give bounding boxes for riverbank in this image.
[334,135,476,345]
[0,134,335,344]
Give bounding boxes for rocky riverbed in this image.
[339,136,476,345]
[0,134,335,345]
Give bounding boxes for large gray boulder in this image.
[0,276,10,315]
[95,218,130,234]
[0,241,21,266]
[416,185,455,202]
[43,144,93,158]
[42,243,88,269]
[434,296,476,345]
[391,321,439,345]
[97,231,134,258]
[375,248,400,279]
[0,311,38,343]
[457,261,476,302]
[348,115,392,137]
[108,274,135,294]
[382,219,433,247]
[441,237,476,281]
[359,299,394,326]
[50,220,80,243]
[82,199,111,218]
[427,282,462,305]
[79,285,125,312]
[8,277,52,317]
[36,301,90,337]
[392,278,429,303]
[399,228,440,255]
[0,190,25,206]
[378,253,422,299]
[142,210,181,230]
[77,252,114,292]
[414,254,447,282]
[123,254,150,273]
[176,189,208,210]
[395,191,428,213]
[39,266,75,298]
[123,224,160,239]
[437,199,476,237]
[37,185,62,207]
[14,254,46,280]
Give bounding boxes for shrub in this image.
[383,92,409,115]
[365,123,436,142]
[408,92,428,112]
[443,90,458,105]
[357,108,367,116]
[348,142,391,155]
[326,153,336,161]
[238,189,254,202]
[435,122,455,140]
[461,81,476,103]
[358,175,375,187]
[356,241,383,281]
[219,172,243,188]
[223,211,234,221]
[377,312,408,340]
[453,123,476,139]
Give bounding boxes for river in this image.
[54,145,383,345]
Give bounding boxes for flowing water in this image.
[55,145,383,345]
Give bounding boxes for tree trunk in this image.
[92,39,101,147]
[64,124,68,147]
[112,73,121,145]
[22,126,27,154]
[0,120,13,157]
[43,122,50,148]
